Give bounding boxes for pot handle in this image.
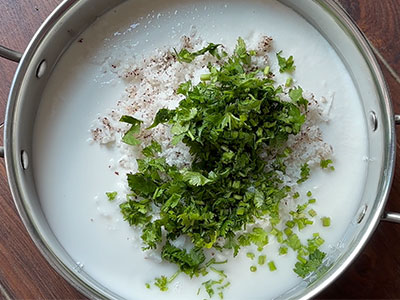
[0,45,22,158]
[382,212,400,223]
[381,115,400,223]
[0,45,22,63]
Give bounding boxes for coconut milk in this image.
[33,0,368,299]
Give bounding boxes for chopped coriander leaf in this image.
[161,243,205,277]
[289,87,308,109]
[321,217,331,227]
[248,228,269,250]
[105,191,117,201]
[154,272,181,292]
[181,170,213,186]
[276,51,296,73]
[154,276,169,291]
[147,108,175,129]
[306,191,312,197]
[117,37,330,290]
[200,73,211,81]
[320,159,334,170]
[142,141,162,158]
[119,115,142,125]
[268,261,277,271]
[174,43,221,63]
[202,277,226,298]
[297,163,310,184]
[293,249,326,278]
[120,198,152,226]
[119,115,143,146]
[308,198,316,204]
[145,283,151,289]
[127,173,158,196]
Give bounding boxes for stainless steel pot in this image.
[1,0,399,299]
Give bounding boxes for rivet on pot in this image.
[356,204,368,224]
[369,111,378,132]
[21,150,29,170]
[36,59,47,79]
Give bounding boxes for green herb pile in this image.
[112,38,332,298]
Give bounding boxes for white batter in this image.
[33,0,368,299]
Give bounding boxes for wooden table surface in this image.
[1,1,400,299]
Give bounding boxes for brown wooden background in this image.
[1,0,400,299]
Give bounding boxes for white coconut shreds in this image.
[89,34,333,247]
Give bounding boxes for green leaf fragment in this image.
[279,246,288,255]
[297,163,310,184]
[142,141,162,157]
[154,276,169,291]
[258,255,266,265]
[293,249,326,278]
[308,209,317,217]
[181,170,213,186]
[320,159,335,171]
[154,270,181,292]
[119,115,143,146]
[147,108,175,129]
[321,217,331,227]
[161,243,206,277]
[268,261,277,271]
[115,37,330,289]
[289,87,308,108]
[246,252,255,260]
[106,191,117,201]
[174,43,221,63]
[276,51,296,73]
[285,77,293,87]
[263,65,270,75]
[127,173,157,196]
[200,73,211,81]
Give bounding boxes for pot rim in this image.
[295,1,395,297]
[3,1,114,298]
[2,0,395,299]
